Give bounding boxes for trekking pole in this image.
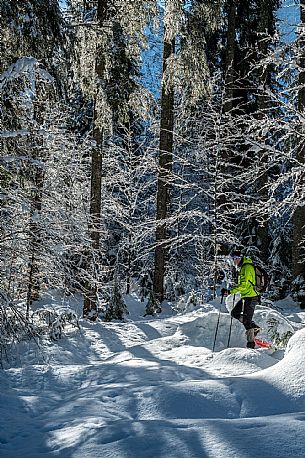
[213,291,224,352]
[227,293,235,348]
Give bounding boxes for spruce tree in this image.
[153,12,176,304]
[82,0,107,320]
[292,3,305,284]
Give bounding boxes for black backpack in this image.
[243,263,269,294]
[253,265,269,293]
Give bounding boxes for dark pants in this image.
[231,297,260,330]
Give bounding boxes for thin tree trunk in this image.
[219,0,236,257]
[256,0,270,264]
[126,232,132,294]
[153,35,175,304]
[83,121,103,318]
[224,0,236,114]
[292,4,305,279]
[26,166,44,317]
[83,0,107,319]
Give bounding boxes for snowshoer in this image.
[222,251,261,349]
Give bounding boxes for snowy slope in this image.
[1,295,305,457]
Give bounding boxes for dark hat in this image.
[230,250,242,260]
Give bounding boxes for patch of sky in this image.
[184,1,192,12]
[158,0,165,11]
[141,27,163,100]
[59,0,68,10]
[140,10,164,100]
[277,0,299,43]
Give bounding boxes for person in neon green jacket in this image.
[230,255,259,298]
[223,251,261,349]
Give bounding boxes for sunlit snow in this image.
[1,292,305,457]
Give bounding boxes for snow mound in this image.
[178,310,247,351]
[285,326,305,356]
[209,347,277,375]
[228,328,305,418]
[254,305,295,346]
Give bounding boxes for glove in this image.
[221,288,229,297]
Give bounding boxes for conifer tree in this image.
[153,3,176,304]
[152,1,221,305]
[255,0,271,264]
[105,273,128,321]
[82,0,107,320]
[292,3,305,282]
[224,0,237,114]
[69,0,158,315]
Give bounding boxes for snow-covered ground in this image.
[1,293,305,457]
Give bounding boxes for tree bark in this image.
[219,0,236,251]
[153,34,175,304]
[26,99,46,314]
[292,4,305,279]
[224,0,236,114]
[26,166,44,317]
[83,0,107,319]
[83,121,103,318]
[256,0,270,264]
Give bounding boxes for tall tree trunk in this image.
[256,0,270,264]
[219,0,236,256]
[83,120,103,318]
[26,102,45,314]
[26,166,44,317]
[153,33,175,305]
[292,4,305,280]
[224,0,236,113]
[83,0,107,319]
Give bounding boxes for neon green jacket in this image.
[230,256,259,298]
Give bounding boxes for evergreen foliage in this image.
[105,277,128,321]
[144,290,161,316]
